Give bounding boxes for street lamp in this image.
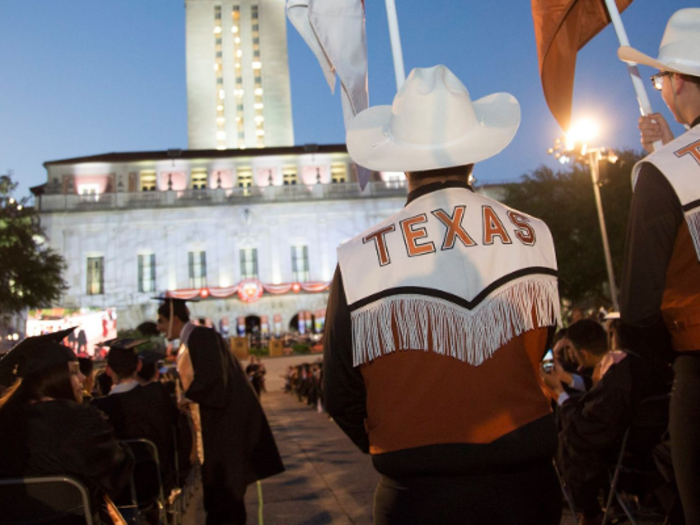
[549,119,620,312]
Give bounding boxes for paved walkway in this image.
[184,389,379,525]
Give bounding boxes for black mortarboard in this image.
[99,339,147,373]
[151,295,200,304]
[97,338,148,350]
[138,350,167,365]
[0,328,77,386]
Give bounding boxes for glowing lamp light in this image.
[566,119,599,150]
[200,288,210,299]
[292,283,301,293]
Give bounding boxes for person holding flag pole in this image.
[616,9,700,524]
[532,0,660,151]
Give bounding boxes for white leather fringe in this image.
[685,210,700,261]
[351,275,560,367]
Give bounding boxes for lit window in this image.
[240,248,258,280]
[138,254,156,293]
[87,257,104,295]
[216,131,227,140]
[140,171,157,192]
[188,251,207,289]
[331,163,348,184]
[78,184,99,202]
[291,246,310,282]
[252,61,262,69]
[237,167,253,188]
[191,169,208,189]
[282,166,297,186]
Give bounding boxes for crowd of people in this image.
[0,296,284,525]
[283,360,324,413]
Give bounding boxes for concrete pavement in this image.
[183,388,379,525]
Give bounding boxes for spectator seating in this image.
[602,394,671,525]
[0,475,95,525]
[122,439,169,524]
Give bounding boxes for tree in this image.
[0,175,67,316]
[500,149,643,308]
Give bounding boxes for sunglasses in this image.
[650,71,671,91]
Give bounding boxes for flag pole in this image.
[602,0,662,150]
[384,0,406,90]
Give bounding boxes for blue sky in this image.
[0,0,690,197]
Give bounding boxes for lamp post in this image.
[549,119,620,312]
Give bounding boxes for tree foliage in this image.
[0,175,67,315]
[501,150,644,307]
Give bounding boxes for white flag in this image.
[287,0,371,189]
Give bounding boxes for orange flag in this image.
[532,0,633,132]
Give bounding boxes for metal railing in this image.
[37,181,408,213]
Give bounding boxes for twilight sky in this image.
[0,0,690,198]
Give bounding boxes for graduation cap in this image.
[97,338,148,351]
[0,327,77,387]
[151,294,200,304]
[98,339,148,373]
[152,295,199,335]
[138,350,167,366]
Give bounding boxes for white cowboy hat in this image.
[346,65,520,172]
[618,8,700,77]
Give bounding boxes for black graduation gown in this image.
[91,382,187,492]
[0,399,133,509]
[186,326,284,498]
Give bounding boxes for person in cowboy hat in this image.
[617,8,700,524]
[323,65,562,524]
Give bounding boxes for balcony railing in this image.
[37,181,408,212]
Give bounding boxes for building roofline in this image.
[43,144,349,167]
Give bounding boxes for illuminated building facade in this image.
[35,146,408,332]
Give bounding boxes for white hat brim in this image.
[347,92,521,173]
[618,46,683,73]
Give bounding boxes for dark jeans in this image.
[203,484,247,525]
[671,354,700,525]
[374,459,562,525]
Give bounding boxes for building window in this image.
[240,248,258,280]
[189,251,207,289]
[140,171,157,191]
[282,166,297,185]
[87,257,104,295]
[191,169,208,189]
[331,163,347,184]
[78,184,99,202]
[214,5,226,150]
[231,5,244,148]
[236,167,253,188]
[138,254,156,293]
[291,245,309,282]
